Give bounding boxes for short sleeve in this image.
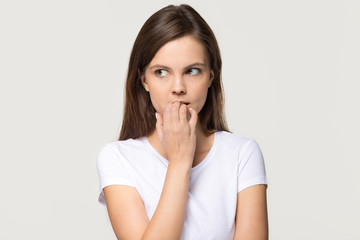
[237,139,268,193]
[96,143,138,205]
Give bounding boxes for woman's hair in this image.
[119,4,229,140]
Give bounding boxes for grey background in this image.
[1,0,359,239]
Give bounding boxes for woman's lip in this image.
[172,100,190,105]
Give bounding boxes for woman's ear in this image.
[140,70,149,92]
[141,76,149,92]
[208,70,214,87]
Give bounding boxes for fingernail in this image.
[155,112,158,119]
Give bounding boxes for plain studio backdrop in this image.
[1,0,359,239]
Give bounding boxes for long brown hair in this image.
[119,4,229,140]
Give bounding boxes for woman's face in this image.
[142,35,214,115]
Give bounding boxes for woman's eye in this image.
[155,69,168,77]
[186,68,201,75]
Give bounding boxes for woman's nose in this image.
[172,75,186,95]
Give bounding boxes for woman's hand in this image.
[155,101,198,166]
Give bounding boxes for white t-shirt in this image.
[97,131,268,240]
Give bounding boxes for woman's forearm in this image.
[141,159,191,240]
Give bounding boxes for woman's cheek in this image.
[149,94,164,114]
[196,94,209,112]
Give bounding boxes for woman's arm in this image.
[233,184,268,240]
[104,160,192,240]
[141,160,192,239]
[104,102,197,240]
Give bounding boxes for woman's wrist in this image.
[168,156,193,170]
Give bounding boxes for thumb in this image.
[155,112,163,140]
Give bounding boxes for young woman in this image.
[97,4,268,240]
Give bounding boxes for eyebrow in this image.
[149,62,207,70]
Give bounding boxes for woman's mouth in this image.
[180,101,190,105]
[172,100,190,105]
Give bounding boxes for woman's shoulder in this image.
[105,137,146,147]
[98,137,148,159]
[216,131,255,145]
[215,131,264,166]
[215,131,262,154]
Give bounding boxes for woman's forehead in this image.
[148,35,209,69]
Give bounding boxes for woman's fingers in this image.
[163,103,172,127]
[158,102,197,161]
[179,104,188,124]
[162,102,196,130]
[170,101,181,123]
[188,107,198,131]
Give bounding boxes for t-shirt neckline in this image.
[142,131,219,172]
